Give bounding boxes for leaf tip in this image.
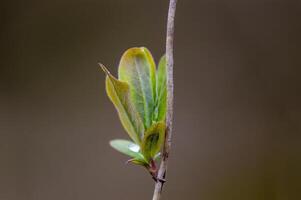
[109,139,122,150]
[98,62,110,76]
[109,139,118,147]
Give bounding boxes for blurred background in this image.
[1,0,301,199]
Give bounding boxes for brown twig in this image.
[152,0,177,199]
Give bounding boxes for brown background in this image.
[1,0,301,200]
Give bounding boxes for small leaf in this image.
[126,158,148,167]
[155,55,167,122]
[141,122,166,162]
[118,47,156,129]
[101,64,144,144]
[154,152,161,161]
[110,139,145,162]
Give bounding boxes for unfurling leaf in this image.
[101,64,144,145]
[141,122,166,162]
[155,55,167,122]
[126,158,148,167]
[110,139,146,162]
[118,47,156,129]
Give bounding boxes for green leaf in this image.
[101,64,144,144]
[110,139,145,162]
[155,55,167,122]
[154,152,161,161]
[126,158,148,167]
[118,47,156,129]
[141,122,166,162]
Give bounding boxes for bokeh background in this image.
[1,0,301,199]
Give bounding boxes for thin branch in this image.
[152,0,177,199]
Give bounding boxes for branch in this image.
[152,0,177,199]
